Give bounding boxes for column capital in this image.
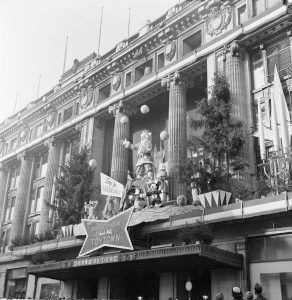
[108,100,136,117]
[161,71,187,90]
[44,136,56,147]
[223,40,244,58]
[17,151,30,161]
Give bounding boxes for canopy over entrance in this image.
[27,244,242,280]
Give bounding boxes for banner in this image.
[100,172,124,198]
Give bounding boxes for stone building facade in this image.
[1,0,292,299]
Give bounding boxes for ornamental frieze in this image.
[164,40,176,62]
[80,85,94,110]
[205,2,231,37]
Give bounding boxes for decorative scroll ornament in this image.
[205,3,231,37]
[112,73,121,91]
[164,40,176,62]
[80,85,94,110]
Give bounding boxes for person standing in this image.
[231,287,244,300]
[254,283,268,300]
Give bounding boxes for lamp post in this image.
[185,277,192,300]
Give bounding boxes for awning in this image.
[27,244,242,280]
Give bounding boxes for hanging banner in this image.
[100,172,124,198]
[78,207,134,257]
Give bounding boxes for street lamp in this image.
[185,277,192,300]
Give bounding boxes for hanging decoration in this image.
[140,104,150,114]
[120,115,129,124]
[160,130,169,141]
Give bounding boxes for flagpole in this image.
[62,36,69,74]
[36,75,41,99]
[127,8,131,38]
[258,99,266,161]
[97,6,104,56]
[13,91,18,114]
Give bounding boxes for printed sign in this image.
[100,172,124,198]
[78,207,134,257]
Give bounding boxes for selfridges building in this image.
[1,1,292,299]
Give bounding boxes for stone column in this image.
[109,101,131,185]
[9,151,32,244]
[0,164,10,235]
[224,40,256,189]
[39,137,60,234]
[162,71,187,199]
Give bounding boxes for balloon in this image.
[140,104,150,114]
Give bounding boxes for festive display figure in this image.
[102,196,118,220]
[156,162,169,203]
[146,182,162,207]
[84,200,99,219]
[123,130,153,178]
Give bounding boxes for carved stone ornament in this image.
[46,111,56,129]
[112,73,121,91]
[164,40,176,62]
[80,85,94,110]
[20,126,29,142]
[205,3,231,37]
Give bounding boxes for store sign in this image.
[73,254,120,267]
[78,207,134,257]
[100,172,124,198]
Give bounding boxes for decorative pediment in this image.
[205,2,232,37]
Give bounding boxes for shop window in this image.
[134,59,153,82]
[182,31,202,56]
[99,84,111,101]
[35,123,43,138]
[237,4,247,25]
[157,52,165,69]
[5,269,28,299]
[125,72,132,87]
[63,106,73,122]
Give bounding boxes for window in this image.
[4,196,15,222]
[125,72,132,87]
[157,53,165,69]
[28,221,39,236]
[9,138,17,151]
[98,84,111,101]
[253,0,282,16]
[237,5,247,25]
[35,123,43,138]
[75,102,80,115]
[266,38,292,83]
[30,187,43,213]
[251,51,265,90]
[182,31,202,56]
[62,136,80,164]
[9,165,20,190]
[57,112,62,124]
[1,228,11,253]
[29,128,34,141]
[63,106,73,122]
[134,59,153,82]
[33,153,48,180]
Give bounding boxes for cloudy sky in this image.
[0,0,179,123]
